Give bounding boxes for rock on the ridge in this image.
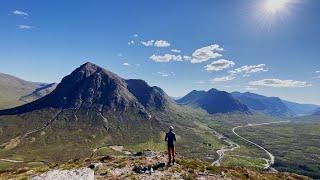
[30,168,94,180]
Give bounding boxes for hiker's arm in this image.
[165,133,168,141]
[174,134,176,142]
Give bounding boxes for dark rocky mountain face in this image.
[126,79,171,110]
[231,92,295,117]
[0,62,171,116]
[177,89,249,114]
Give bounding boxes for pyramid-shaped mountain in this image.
[176,89,249,114]
[0,62,171,116]
[0,62,217,162]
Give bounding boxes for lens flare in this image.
[263,0,290,15]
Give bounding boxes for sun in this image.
[253,0,299,29]
[263,0,291,15]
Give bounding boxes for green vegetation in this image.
[236,118,320,179]
[0,105,224,170]
[0,99,318,179]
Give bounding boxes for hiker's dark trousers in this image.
[168,146,175,163]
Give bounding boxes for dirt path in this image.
[211,130,240,166]
[0,158,24,163]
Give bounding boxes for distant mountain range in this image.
[282,100,319,116]
[175,90,319,117]
[231,92,319,117]
[313,108,320,115]
[231,92,294,117]
[0,73,55,109]
[176,89,249,114]
[1,69,318,118]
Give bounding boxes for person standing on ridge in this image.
[165,125,176,166]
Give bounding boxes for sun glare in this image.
[263,0,290,15]
[253,0,300,30]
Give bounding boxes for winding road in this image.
[212,121,290,169]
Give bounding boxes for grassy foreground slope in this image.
[0,105,225,165]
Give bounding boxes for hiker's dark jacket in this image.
[165,131,176,147]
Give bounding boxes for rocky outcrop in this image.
[31,168,94,180]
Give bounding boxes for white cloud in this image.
[12,10,28,16]
[140,40,170,47]
[246,86,258,91]
[150,54,182,63]
[133,34,139,38]
[154,40,170,47]
[141,40,154,47]
[171,49,181,53]
[211,74,236,82]
[128,40,135,45]
[183,56,191,61]
[316,70,320,73]
[18,25,34,29]
[230,64,268,75]
[122,62,130,66]
[249,79,311,88]
[187,44,223,63]
[157,71,175,77]
[205,59,235,72]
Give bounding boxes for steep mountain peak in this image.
[0,62,170,116]
[177,89,249,114]
[207,88,219,93]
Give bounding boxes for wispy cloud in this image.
[230,64,268,75]
[122,62,130,66]
[316,70,320,73]
[211,74,236,82]
[128,40,135,45]
[154,40,170,47]
[141,40,170,47]
[18,25,34,29]
[12,10,29,17]
[171,49,181,53]
[249,79,311,88]
[186,44,223,64]
[141,40,154,47]
[150,54,182,63]
[133,34,139,38]
[157,71,175,77]
[205,59,235,72]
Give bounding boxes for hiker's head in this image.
[169,126,174,131]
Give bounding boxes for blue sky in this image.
[1,0,320,104]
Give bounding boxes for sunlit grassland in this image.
[236,117,320,179]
